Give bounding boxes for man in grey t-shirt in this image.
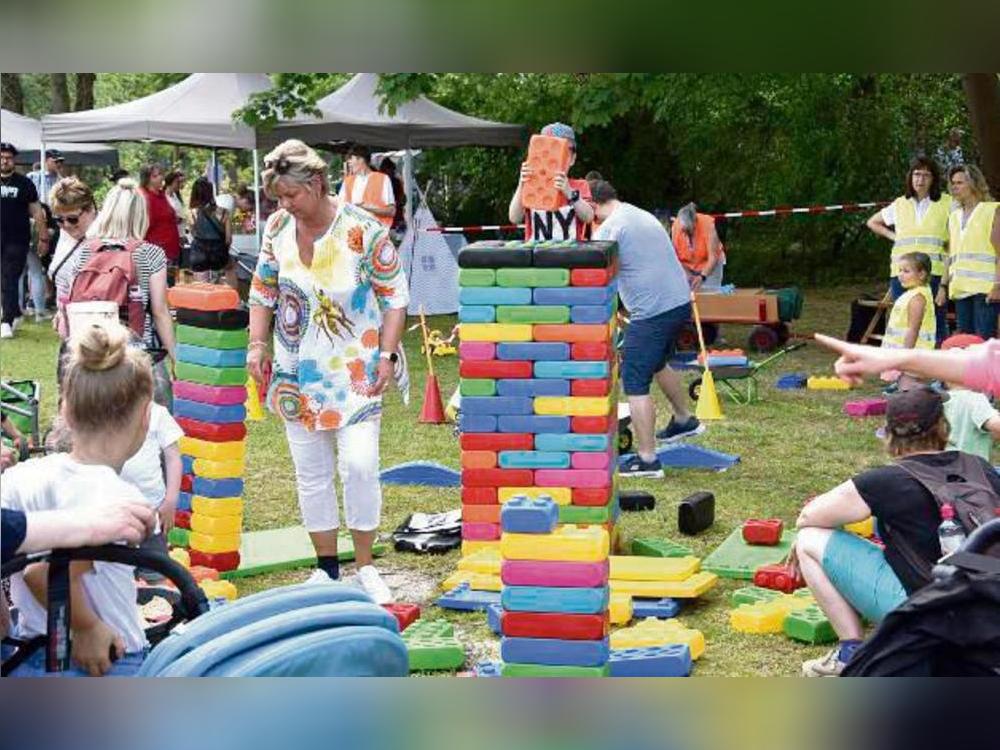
[592,180,704,478]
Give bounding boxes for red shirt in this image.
[142,187,181,262]
[524,178,594,241]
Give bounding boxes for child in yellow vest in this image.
[881,252,936,389]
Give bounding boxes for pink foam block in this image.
[173,381,248,405]
[843,398,887,417]
[462,522,501,540]
[459,342,496,361]
[535,469,611,488]
[501,559,609,587]
[571,451,611,470]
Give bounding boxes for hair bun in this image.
[74,322,128,372]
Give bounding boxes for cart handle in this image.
[752,340,807,369]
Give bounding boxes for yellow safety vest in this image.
[883,285,935,350]
[949,201,1000,299]
[889,195,951,277]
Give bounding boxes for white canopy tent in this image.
[1,108,118,167]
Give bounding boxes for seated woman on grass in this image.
[791,385,1000,677]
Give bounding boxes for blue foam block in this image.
[775,372,808,389]
[631,597,681,619]
[177,343,248,368]
[534,433,610,452]
[193,476,245,498]
[571,304,614,324]
[705,356,749,367]
[496,379,570,397]
[475,660,502,677]
[380,461,461,487]
[174,398,246,424]
[459,287,532,306]
[500,496,560,533]
[534,361,610,379]
[534,286,613,306]
[462,396,534,416]
[460,413,498,433]
[496,342,570,361]
[182,455,194,474]
[486,604,503,636]
[501,585,609,614]
[619,444,740,471]
[498,451,570,469]
[498,415,570,434]
[437,582,502,611]
[178,491,192,511]
[502,637,610,668]
[458,305,496,323]
[609,645,692,677]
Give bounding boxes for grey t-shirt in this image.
[594,201,690,320]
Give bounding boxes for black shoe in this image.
[656,416,705,443]
[620,455,664,479]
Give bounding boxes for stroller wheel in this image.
[689,378,702,402]
[618,427,633,454]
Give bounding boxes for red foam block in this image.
[571,341,611,360]
[753,563,804,593]
[462,486,498,505]
[174,510,192,529]
[460,433,534,451]
[742,518,784,546]
[459,360,533,379]
[188,549,241,572]
[501,611,610,641]
[572,486,612,506]
[176,416,248,443]
[571,378,611,397]
[461,468,534,488]
[382,603,421,632]
[181,474,193,493]
[572,415,613,434]
[571,268,613,286]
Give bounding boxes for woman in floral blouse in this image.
[248,140,408,603]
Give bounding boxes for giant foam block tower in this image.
[457,238,621,554]
[167,283,249,573]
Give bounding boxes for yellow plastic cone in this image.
[245,377,265,421]
[695,368,724,421]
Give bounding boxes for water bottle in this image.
[937,503,966,558]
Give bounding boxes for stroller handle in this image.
[963,517,1000,554]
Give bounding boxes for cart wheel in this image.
[703,323,720,346]
[618,427,634,454]
[748,325,780,353]
[689,378,703,402]
[676,323,698,351]
[774,322,790,345]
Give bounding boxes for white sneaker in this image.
[305,568,335,585]
[0,323,13,339]
[356,564,393,604]
[11,316,22,331]
[34,310,53,323]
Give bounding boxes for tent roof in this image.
[40,74,272,149]
[262,74,524,150]
[1,109,119,167]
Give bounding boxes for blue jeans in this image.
[5,645,147,677]
[19,248,48,314]
[890,275,947,345]
[821,530,907,623]
[622,303,691,396]
[953,294,1000,340]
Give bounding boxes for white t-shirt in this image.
[881,196,932,226]
[338,172,395,207]
[120,403,184,508]
[0,453,147,653]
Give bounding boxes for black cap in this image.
[886,385,948,438]
[0,142,17,156]
[47,149,65,161]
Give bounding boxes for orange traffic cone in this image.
[417,305,447,424]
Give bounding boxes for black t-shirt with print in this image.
[0,172,39,246]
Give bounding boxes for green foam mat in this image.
[219,526,387,580]
[176,324,249,350]
[701,527,796,579]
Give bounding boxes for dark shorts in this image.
[622,303,691,396]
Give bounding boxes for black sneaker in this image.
[656,416,705,443]
[620,455,664,479]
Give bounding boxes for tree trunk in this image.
[962,73,1000,196]
[50,74,70,113]
[1,73,25,113]
[73,73,96,111]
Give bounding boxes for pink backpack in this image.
[67,239,145,339]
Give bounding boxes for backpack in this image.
[67,238,145,339]
[190,207,229,272]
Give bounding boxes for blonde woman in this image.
[47,177,97,340]
[248,140,408,602]
[946,164,1000,339]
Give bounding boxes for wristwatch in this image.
[569,189,581,203]
[380,351,399,363]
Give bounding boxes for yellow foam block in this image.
[730,601,787,634]
[180,436,246,462]
[190,513,243,536]
[609,571,718,599]
[610,617,706,659]
[844,516,875,537]
[191,496,244,517]
[457,548,502,575]
[534,396,612,417]
[610,555,701,582]
[459,323,533,342]
[200,579,238,601]
[189,530,241,554]
[442,571,502,592]
[192,457,245,479]
[499,486,572,505]
[609,592,633,625]
[461,539,500,557]
[807,376,851,390]
[168,548,190,568]
[501,524,610,562]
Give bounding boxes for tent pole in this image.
[211,148,218,189]
[252,148,262,251]
[403,147,414,233]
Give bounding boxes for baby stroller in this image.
[1,379,41,457]
[843,518,1000,676]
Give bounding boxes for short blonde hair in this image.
[949,164,993,202]
[87,177,149,241]
[49,176,95,214]
[62,320,153,435]
[261,139,328,199]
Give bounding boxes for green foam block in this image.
[702,526,797,579]
[168,526,190,547]
[461,378,496,396]
[219,526,386,580]
[403,620,465,672]
[459,268,496,287]
[175,361,248,387]
[496,305,571,324]
[631,537,694,559]
[730,585,783,606]
[176,324,249,350]
[501,663,609,678]
[496,268,569,288]
[559,505,610,524]
[784,605,837,645]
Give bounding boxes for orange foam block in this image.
[533,324,610,343]
[461,450,498,470]
[521,134,572,212]
[167,283,240,312]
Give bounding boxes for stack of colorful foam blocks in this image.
[499,496,611,677]
[166,283,248,574]
[456,238,620,556]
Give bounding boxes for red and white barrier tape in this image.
[422,201,890,233]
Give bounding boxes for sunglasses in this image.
[54,213,84,226]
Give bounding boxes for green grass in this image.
[0,285,903,676]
